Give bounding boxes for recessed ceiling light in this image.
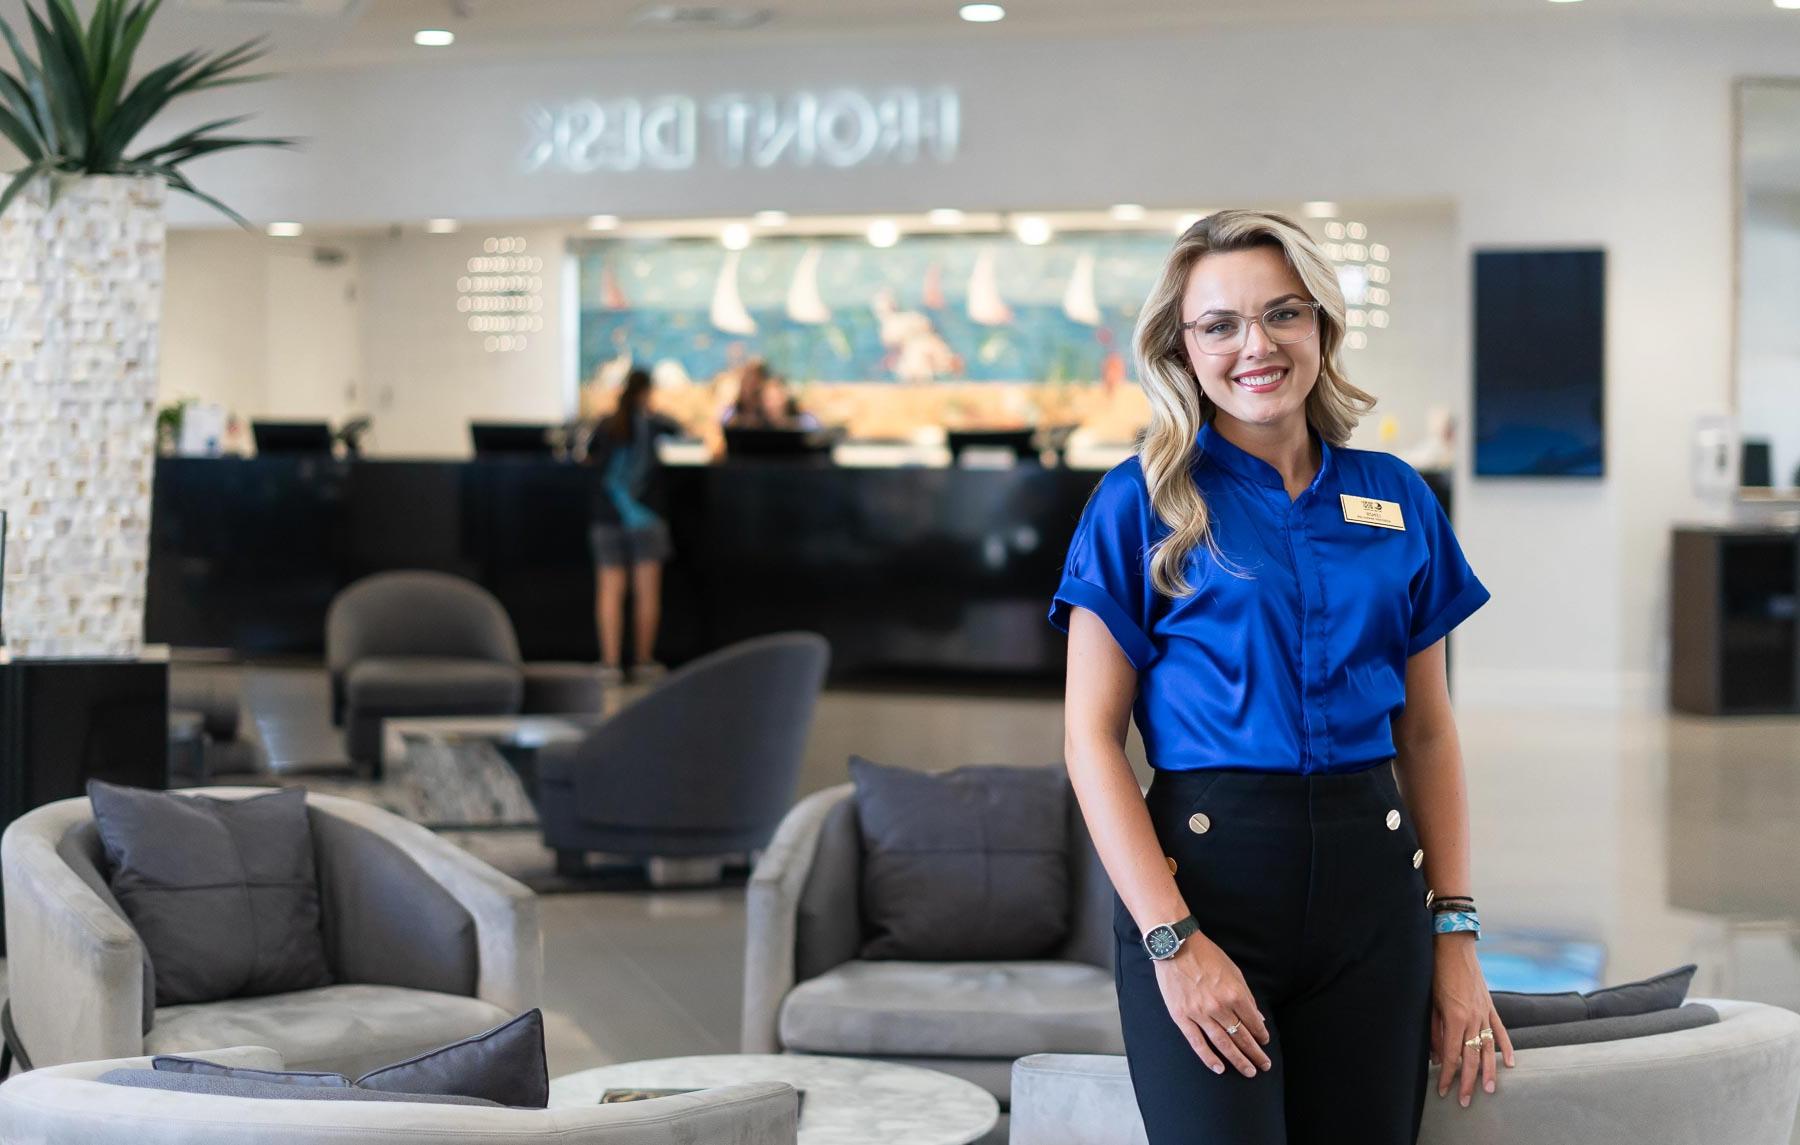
[413,29,455,46]
[721,222,752,251]
[959,4,1005,22]
[1301,201,1339,218]
[1109,203,1146,222]
[927,208,965,225]
[266,222,303,237]
[1014,215,1052,245]
[425,218,459,234]
[587,214,620,231]
[1776,0,1800,9]
[867,219,901,248]
[754,210,789,226]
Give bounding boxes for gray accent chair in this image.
[741,776,1121,1108]
[537,632,830,880]
[0,1045,798,1145]
[326,571,603,772]
[1,787,542,1075]
[1008,999,1800,1145]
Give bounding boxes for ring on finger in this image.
[1463,1034,1485,1048]
[1479,1028,1494,1041]
[1226,1022,1241,1036]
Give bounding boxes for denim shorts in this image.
[590,518,673,567]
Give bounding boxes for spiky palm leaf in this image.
[0,0,293,225]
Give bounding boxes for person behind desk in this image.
[720,361,820,430]
[584,368,681,685]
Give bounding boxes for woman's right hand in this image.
[1153,931,1274,1077]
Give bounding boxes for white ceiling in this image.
[1,0,1794,72]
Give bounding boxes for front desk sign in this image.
[523,86,960,173]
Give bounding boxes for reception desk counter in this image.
[147,456,1104,678]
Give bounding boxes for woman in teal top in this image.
[585,368,682,684]
[1052,210,1511,1144]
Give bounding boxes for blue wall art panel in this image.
[1473,249,1606,478]
[575,232,1177,385]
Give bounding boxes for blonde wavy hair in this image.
[1132,209,1376,598]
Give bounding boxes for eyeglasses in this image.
[1179,300,1322,356]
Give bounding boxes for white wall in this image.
[142,13,1800,710]
[1737,193,1800,490]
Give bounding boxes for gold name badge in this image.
[1340,494,1406,531]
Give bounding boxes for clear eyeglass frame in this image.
[1179,300,1324,356]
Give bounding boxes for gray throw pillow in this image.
[1493,964,1696,1029]
[87,781,333,1006]
[356,1008,548,1108]
[99,1069,502,1106]
[850,756,1070,961]
[153,1056,349,1088]
[1508,1002,1718,1050]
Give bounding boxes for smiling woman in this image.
[1052,210,1503,1145]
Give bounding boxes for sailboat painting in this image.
[576,232,1173,385]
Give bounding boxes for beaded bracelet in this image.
[1432,909,1482,940]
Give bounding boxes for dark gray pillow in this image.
[87,781,333,1006]
[850,756,1070,961]
[153,1056,350,1088]
[98,1069,501,1106]
[1508,1003,1718,1050]
[1493,964,1697,1029]
[355,1008,548,1109]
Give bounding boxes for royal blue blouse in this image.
[1048,421,1489,774]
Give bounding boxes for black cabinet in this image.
[1670,526,1800,715]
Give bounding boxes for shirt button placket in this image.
[1290,500,1330,773]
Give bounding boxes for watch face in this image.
[1145,924,1179,959]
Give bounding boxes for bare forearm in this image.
[1065,737,1188,935]
[1394,723,1473,905]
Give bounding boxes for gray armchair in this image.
[1,787,541,1075]
[740,777,1122,1107]
[1008,999,1800,1145]
[0,1045,798,1145]
[537,633,829,881]
[326,571,602,771]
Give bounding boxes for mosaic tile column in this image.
[0,175,166,658]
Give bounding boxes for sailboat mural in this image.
[966,246,1014,326]
[785,246,832,325]
[709,250,758,336]
[1062,252,1101,326]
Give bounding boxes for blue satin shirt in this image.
[1049,421,1489,774]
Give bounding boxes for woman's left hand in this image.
[1430,932,1516,1106]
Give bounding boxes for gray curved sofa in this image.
[326,571,603,772]
[538,632,830,876]
[1,787,541,1074]
[0,1045,798,1145]
[742,777,1120,1106]
[1009,998,1800,1145]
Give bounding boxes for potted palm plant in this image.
[0,0,289,658]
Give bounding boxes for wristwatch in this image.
[1142,915,1200,960]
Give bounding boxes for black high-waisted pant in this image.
[1114,761,1435,1145]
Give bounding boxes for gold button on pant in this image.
[1412,849,1425,869]
[1385,809,1401,831]
[1187,812,1211,835]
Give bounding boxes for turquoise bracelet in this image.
[1433,909,1482,940]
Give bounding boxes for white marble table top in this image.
[550,1053,999,1145]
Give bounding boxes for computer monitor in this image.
[470,422,553,458]
[252,420,334,454]
[723,426,838,459]
[946,428,1039,463]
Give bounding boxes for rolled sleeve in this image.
[1405,470,1491,656]
[1048,462,1162,670]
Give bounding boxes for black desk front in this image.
[146,457,1103,678]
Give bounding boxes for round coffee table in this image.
[550,1053,999,1145]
